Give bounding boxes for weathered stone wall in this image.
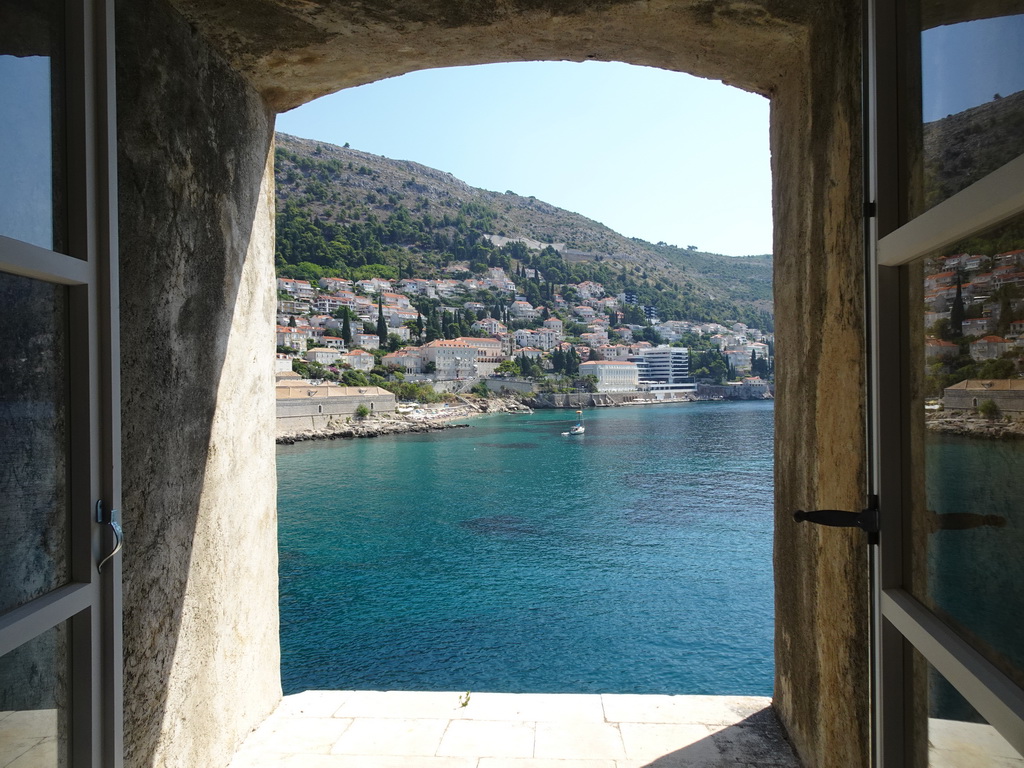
[944,387,1024,412]
[113,2,872,766]
[770,3,870,766]
[116,1,280,766]
[167,0,810,109]
[277,393,398,435]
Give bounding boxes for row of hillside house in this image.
[303,348,376,371]
[417,339,476,379]
[510,300,540,319]
[381,337,506,378]
[575,280,604,299]
[944,379,1024,412]
[707,333,772,375]
[276,324,320,350]
[320,314,412,342]
[279,269,522,303]
[472,317,509,336]
[513,326,563,351]
[924,338,959,363]
[276,277,316,299]
[573,304,598,322]
[279,280,629,332]
[579,330,610,347]
[937,248,1024,272]
[923,248,1024,335]
[969,335,1018,361]
[579,360,640,392]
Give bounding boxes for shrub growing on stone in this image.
[977,399,1001,420]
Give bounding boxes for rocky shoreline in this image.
[925,412,1024,440]
[276,396,531,444]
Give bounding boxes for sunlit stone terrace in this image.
[227,691,798,767]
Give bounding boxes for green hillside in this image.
[274,132,774,330]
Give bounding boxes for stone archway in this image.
[115,2,869,766]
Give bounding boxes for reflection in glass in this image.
[0,272,69,614]
[915,213,1024,697]
[915,6,1024,215]
[0,622,69,768]
[0,0,66,251]
[913,652,1023,764]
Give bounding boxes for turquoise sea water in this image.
[277,400,776,696]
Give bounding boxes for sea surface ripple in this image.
[277,400,775,695]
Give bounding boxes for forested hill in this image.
[274,132,774,330]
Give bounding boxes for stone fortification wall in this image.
[944,387,1024,412]
[116,1,873,767]
[526,392,647,409]
[116,1,280,766]
[484,377,537,395]
[697,383,776,400]
[277,392,397,436]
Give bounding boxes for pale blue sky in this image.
[922,15,1024,122]
[276,61,773,257]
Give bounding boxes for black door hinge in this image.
[793,496,879,534]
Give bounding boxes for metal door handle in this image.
[96,500,123,574]
[793,497,879,533]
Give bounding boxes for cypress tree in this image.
[342,314,352,346]
[949,272,965,338]
[552,347,564,374]
[426,306,441,342]
[376,296,387,346]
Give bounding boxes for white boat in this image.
[563,410,585,436]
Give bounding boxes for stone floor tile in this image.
[603,695,771,727]
[228,749,298,768]
[229,694,802,768]
[534,722,626,760]
[235,716,353,756]
[614,759,721,768]
[1,738,37,765]
[333,690,468,720]
[329,717,450,756]
[6,738,57,768]
[480,759,617,768]
[617,722,720,765]
[276,690,351,718]
[0,710,58,741]
[928,718,1024,766]
[437,719,536,758]
[462,693,605,723]
[709,722,799,767]
[287,755,477,768]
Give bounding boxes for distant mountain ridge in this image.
[274,132,774,330]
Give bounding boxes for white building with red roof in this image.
[340,349,375,371]
[970,335,1013,361]
[421,339,477,378]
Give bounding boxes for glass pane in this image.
[0,0,66,252]
[910,651,1024,765]
[914,212,1024,695]
[0,271,70,614]
[911,4,1024,217]
[0,622,69,768]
